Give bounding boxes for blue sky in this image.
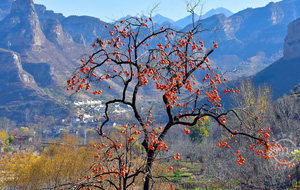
[33,0,282,22]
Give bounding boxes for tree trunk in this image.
[143,150,155,190]
[297,165,300,185]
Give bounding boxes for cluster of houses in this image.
[44,99,130,138]
[72,99,129,124]
[41,99,131,139]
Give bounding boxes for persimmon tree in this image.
[65,7,293,190]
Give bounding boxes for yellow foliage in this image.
[233,79,272,125]
[113,126,122,130]
[0,130,8,141]
[203,127,209,137]
[291,149,300,161]
[0,134,95,189]
[20,127,29,133]
[87,128,94,132]
[220,135,227,141]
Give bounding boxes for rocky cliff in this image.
[252,14,300,99]
[283,17,300,59]
[0,49,36,86]
[41,18,74,48]
[0,0,82,123]
[61,16,108,45]
[0,0,47,51]
[0,0,88,84]
[0,49,69,122]
[34,4,65,22]
[0,0,120,123]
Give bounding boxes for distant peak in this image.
[152,14,174,23]
[202,7,233,19]
[154,13,162,16]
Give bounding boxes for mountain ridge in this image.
[179,0,300,77]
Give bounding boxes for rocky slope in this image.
[0,0,89,84]
[61,16,108,45]
[0,49,69,122]
[0,0,124,123]
[0,0,85,123]
[283,17,300,59]
[252,17,300,99]
[0,0,47,51]
[34,4,65,22]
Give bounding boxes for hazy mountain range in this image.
[112,8,233,30]
[0,0,299,123]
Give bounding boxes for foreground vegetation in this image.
[1,124,299,190]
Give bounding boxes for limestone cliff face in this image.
[42,18,74,47]
[0,0,87,86]
[0,49,41,102]
[61,16,108,44]
[0,48,69,122]
[0,0,75,123]
[283,17,300,59]
[34,4,65,22]
[0,0,47,50]
[0,49,36,84]
[252,15,300,99]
